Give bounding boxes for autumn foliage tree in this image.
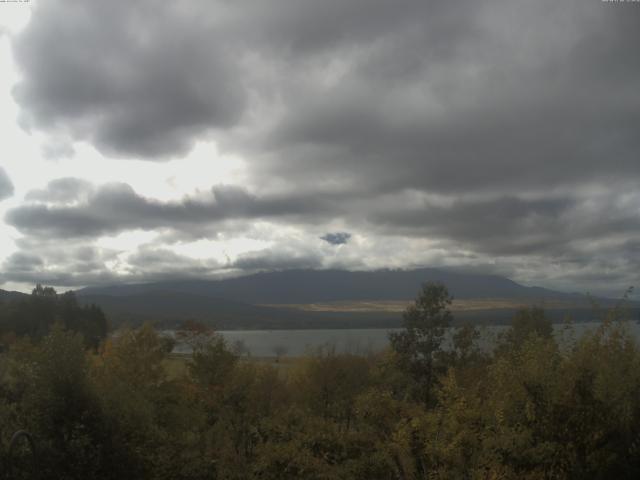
[2,284,640,479]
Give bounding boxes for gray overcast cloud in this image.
[6,181,340,238]
[2,0,640,296]
[0,167,13,201]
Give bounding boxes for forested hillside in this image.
[0,285,107,349]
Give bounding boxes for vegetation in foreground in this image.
[1,284,640,479]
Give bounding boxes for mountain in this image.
[73,268,616,328]
[0,289,29,302]
[78,268,585,304]
[77,290,404,330]
[8,270,632,329]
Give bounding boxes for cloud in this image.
[371,190,640,257]
[12,0,245,159]
[321,232,351,245]
[251,1,640,195]
[0,247,119,286]
[122,246,222,281]
[0,167,14,201]
[5,0,640,295]
[41,139,75,160]
[3,251,44,274]
[11,0,640,190]
[7,180,339,238]
[370,195,575,255]
[0,244,223,287]
[233,247,323,271]
[25,177,94,203]
[6,177,640,295]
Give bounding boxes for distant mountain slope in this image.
[75,268,631,328]
[78,268,586,304]
[77,290,403,329]
[79,290,288,324]
[0,289,28,302]
[7,271,635,330]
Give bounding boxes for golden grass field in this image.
[260,298,588,313]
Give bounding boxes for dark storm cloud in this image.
[254,1,640,193]
[7,0,640,294]
[321,232,351,246]
[231,0,467,55]
[0,167,14,201]
[371,196,575,255]
[370,192,640,256]
[7,181,340,238]
[12,0,245,159]
[12,0,640,188]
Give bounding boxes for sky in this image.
[0,0,639,297]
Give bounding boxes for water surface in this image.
[168,321,640,357]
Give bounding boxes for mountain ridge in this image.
[76,267,588,304]
[3,268,636,329]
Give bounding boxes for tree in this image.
[0,286,108,348]
[389,282,453,405]
[188,333,238,389]
[293,347,371,426]
[500,306,552,350]
[16,325,110,479]
[31,283,57,297]
[451,323,481,366]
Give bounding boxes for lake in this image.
[168,321,640,357]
